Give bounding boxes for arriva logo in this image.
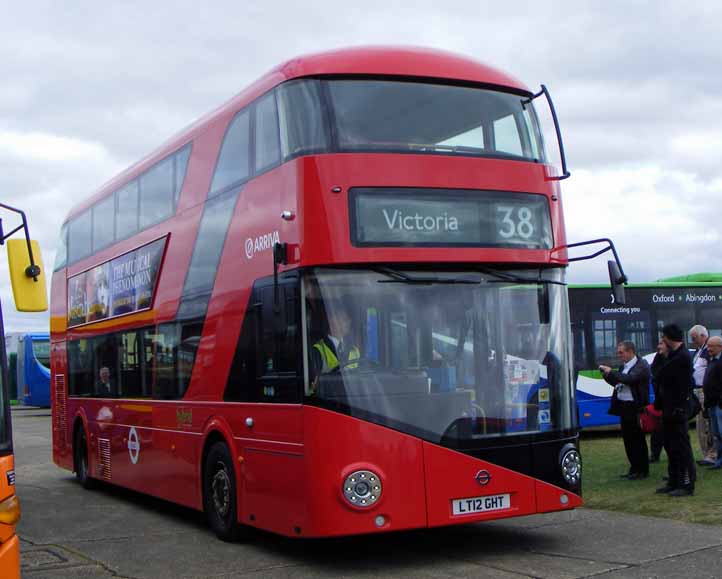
[245,230,280,259]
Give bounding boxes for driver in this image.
[311,303,361,380]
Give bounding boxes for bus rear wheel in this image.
[203,442,247,541]
[73,427,96,490]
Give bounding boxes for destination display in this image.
[349,188,552,249]
[67,237,166,327]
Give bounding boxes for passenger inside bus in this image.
[96,366,114,396]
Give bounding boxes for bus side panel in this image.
[51,341,73,471]
[149,404,201,510]
[236,404,304,537]
[104,402,156,497]
[423,442,538,527]
[24,336,51,407]
[301,406,426,538]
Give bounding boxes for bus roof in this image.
[571,273,722,290]
[66,46,530,221]
[656,273,722,283]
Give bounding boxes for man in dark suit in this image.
[654,324,696,496]
[601,341,652,479]
[702,336,722,469]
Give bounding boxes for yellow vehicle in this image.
[0,203,47,579]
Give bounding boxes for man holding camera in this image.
[600,341,651,480]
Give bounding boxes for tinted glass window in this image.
[32,339,50,367]
[326,79,545,161]
[146,325,181,400]
[93,334,117,397]
[277,79,328,160]
[493,114,523,157]
[210,109,250,194]
[118,330,144,397]
[54,224,68,270]
[178,188,239,319]
[174,145,192,202]
[116,181,139,240]
[68,339,93,396]
[68,210,92,263]
[255,92,281,172]
[140,156,174,229]
[68,322,200,400]
[225,276,301,403]
[92,195,115,252]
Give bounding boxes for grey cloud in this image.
[1,1,721,330]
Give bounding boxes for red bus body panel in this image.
[51,46,580,539]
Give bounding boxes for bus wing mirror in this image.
[608,260,626,306]
[7,239,48,312]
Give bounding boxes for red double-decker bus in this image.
[51,47,588,540]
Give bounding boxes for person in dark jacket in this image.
[702,336,722,469]
[649,339,669,462]
[654,324,696,496]
[600,341,652,479]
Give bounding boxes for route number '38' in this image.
[496,205,535,240]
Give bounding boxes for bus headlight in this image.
[343,470,382,508]
[560,445,581,486]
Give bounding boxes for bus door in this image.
[236,277,304,534]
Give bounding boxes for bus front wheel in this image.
[73,427,96,490]
[203,442,247,541]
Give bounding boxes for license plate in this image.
[452,493,511,516]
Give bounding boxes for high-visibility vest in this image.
[313,340,360,373]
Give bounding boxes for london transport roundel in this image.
[128,427,140,465]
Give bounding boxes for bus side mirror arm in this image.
[0,202,41,282]
[553,238,628,305]
[526,84,570,181]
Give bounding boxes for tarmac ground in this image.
[12,406,722,578]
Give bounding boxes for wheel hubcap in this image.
[211,462,231,517]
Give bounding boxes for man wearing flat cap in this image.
[654,324,696,496]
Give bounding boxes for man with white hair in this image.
[702,336,722,469]
[690,324,715,465]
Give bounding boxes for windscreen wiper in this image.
[372,267,478,285]
[373,266,566,286]
[477,266,566,286]
[406,143,485,155]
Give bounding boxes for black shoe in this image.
[697,459,715,466]
[619,473,634,479]
[668,487,694,497]
[655,485,675,494]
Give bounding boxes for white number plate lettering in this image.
[452,493,511,516]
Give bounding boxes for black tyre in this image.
[73,427,97,490]
[203,442,247,541]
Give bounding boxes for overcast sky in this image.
[1,1,721,332]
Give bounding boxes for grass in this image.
[581,429,722,525]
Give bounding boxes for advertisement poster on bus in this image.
[86,263,111,321]
[67,274,87,326]
[67,237,166,326]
